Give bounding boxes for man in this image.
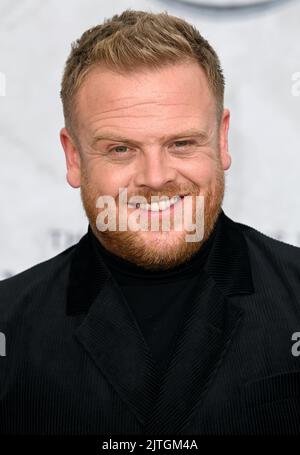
[1,9,300,435]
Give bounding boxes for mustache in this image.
[123,184,201,204]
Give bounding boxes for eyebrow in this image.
[91,129,209,147]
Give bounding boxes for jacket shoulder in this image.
[234,218,300,272]
[0,242,78,317]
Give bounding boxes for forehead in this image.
[75,61,216,135]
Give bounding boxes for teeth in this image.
[128,195,182,211]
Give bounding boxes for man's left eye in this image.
[174,140,192,147]
[112,145,129,153]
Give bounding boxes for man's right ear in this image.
[60,127,81,188]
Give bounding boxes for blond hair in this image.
[60,9,225,140]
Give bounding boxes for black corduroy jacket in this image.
[1,210,300,434]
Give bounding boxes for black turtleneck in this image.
[89,214,221,376]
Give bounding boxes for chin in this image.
[137,227,186,243]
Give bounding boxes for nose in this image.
[133,148,177,191]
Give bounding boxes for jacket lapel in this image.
[144,271,244,433]
[75,277,161,426]
[66,211,254,431]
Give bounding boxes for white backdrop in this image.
[1,0,300,279]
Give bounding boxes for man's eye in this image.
[174,140,193,148]
[110,145,129,154]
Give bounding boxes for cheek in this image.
[178,156,219,186]
[86,167,129,199]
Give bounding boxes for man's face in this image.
[60,61,231,270]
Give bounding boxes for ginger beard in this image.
[80,159,225,271]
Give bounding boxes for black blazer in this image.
[1,210,300,435]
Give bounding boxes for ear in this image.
[60,127,81,188]
[219,108,231,171]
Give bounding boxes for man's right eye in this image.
[110,145,130,154]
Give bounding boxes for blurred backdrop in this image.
[0,0,300,279]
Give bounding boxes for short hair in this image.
[60,9,225,141]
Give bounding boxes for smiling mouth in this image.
[127,194,189,212]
